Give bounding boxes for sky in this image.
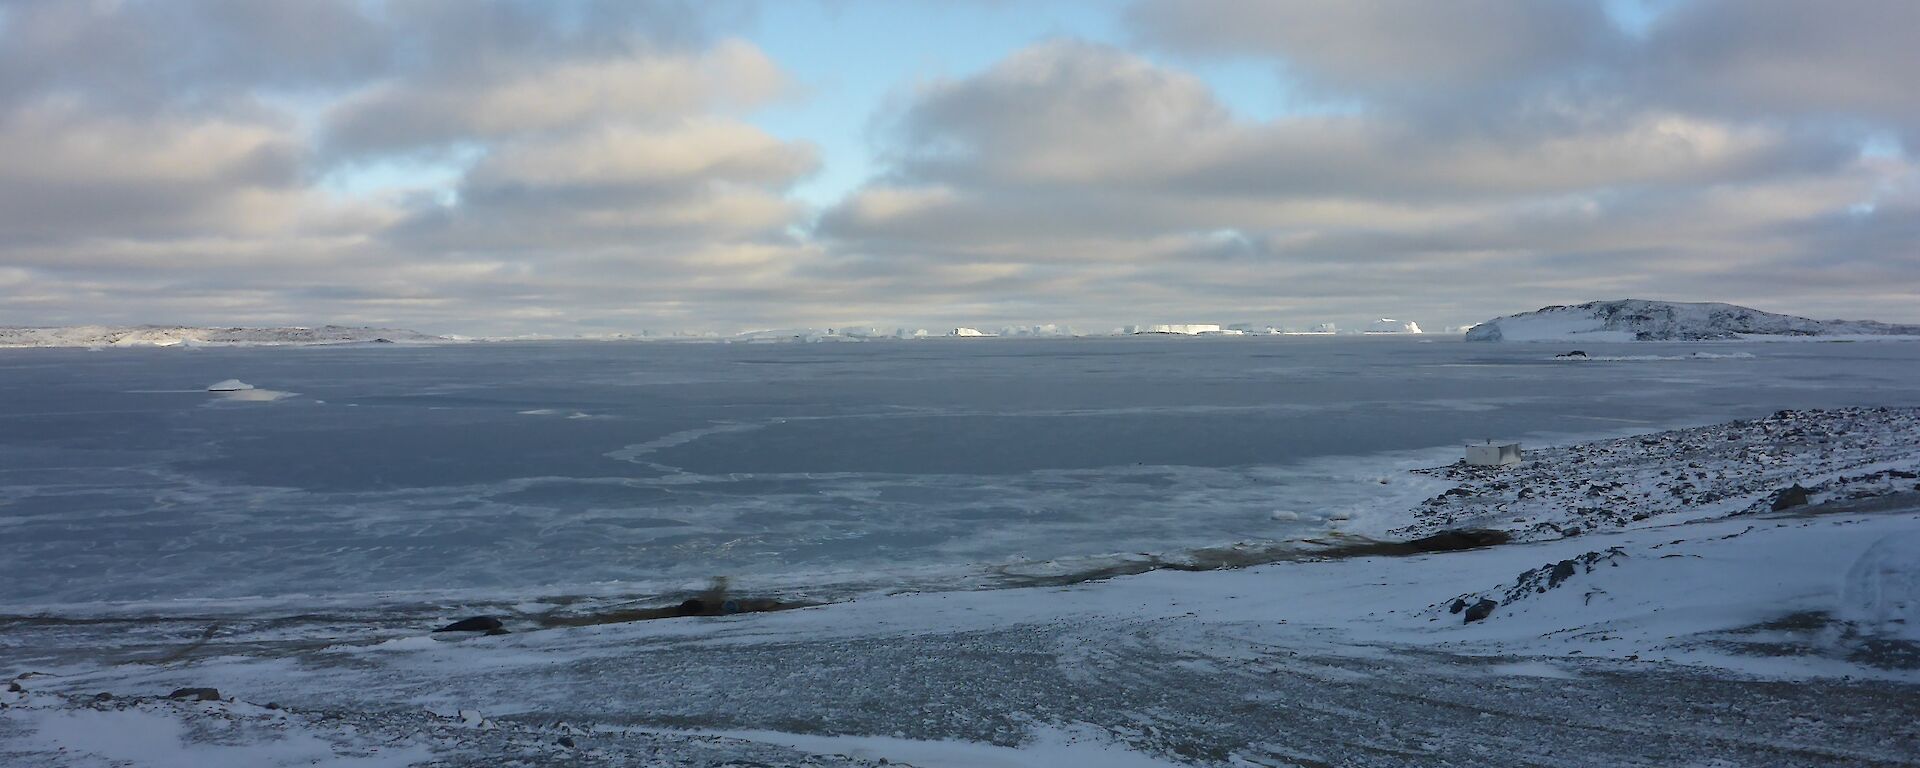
[0,0,1915,336]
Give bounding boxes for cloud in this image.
[0,99,377,246]
[821,39,1914,327]
[1638,0,1920,141]
[388,119,816,255]
[0,0,390,109]
[1126,0,1620,97]
[0,0,830,333]
[325,39,791,156]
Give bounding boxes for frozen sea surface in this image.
[5,337,1920,615]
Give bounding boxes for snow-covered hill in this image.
[0,325,449,348]
[1465,299,1920,342]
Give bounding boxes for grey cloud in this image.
[1638,0,1920,141]
[0,102,316,244]
[1127,0,1619,97]
[384,118,817,256]
[324,39,790,156]
[0,0,389,110]
[1129,0,1920,143]
[872,42,1854,205]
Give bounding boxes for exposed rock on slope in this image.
[1396,407,1920,541]
[1465,299,1920,342]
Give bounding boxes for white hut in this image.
[1465,441,1523,467]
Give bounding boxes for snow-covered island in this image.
[1465,299,1920,342]
[0,325,450,349]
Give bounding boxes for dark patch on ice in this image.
[435,616,504,633]
[990,529,1515,590]
[1708,611,1920,671]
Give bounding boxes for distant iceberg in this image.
[1365,319,1424,334]
[1127,324,1222,335]
[206,379,255,392]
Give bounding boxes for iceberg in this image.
[1365,319,1424,334]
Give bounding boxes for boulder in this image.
[1548,560,1578,588]
[1463,599,1497,624]
[1770,484,1812,511]
[167,687,221,701]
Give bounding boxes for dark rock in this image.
[265,702,281,710]
[558,736,576,748]
[93,692,112,702]
[1548,560,1578,588]
[168,687,221,701]
[1464,599,1498,623]
[6,681,21,693]
[1770,484,1812,511]
[1449,598,1467,614]
[676,598,707,616]
[434,616,504,633]
[1556,351,1588,359]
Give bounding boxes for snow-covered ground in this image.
[1466,299,1920,342]
[0,325,448,349]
